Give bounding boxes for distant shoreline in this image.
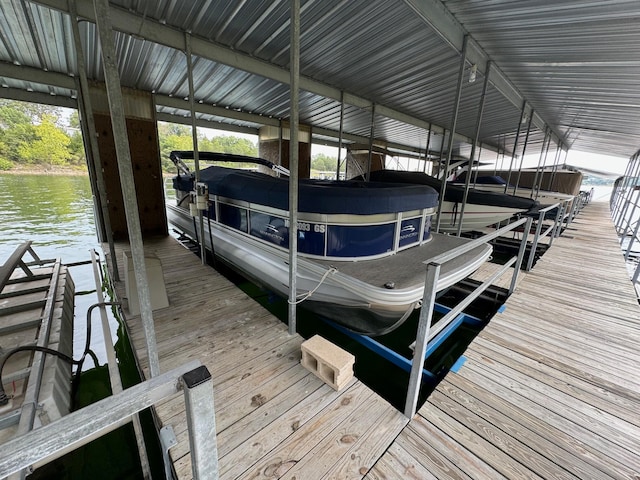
[1,167,174,178]
[0,166,89,176]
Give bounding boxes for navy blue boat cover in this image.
[454,173,512,186]
[173,166,439,214]
[368,170,538,211]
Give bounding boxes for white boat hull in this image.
[168,204,492,335]
[466,184,574,206]
[437,201,525,233]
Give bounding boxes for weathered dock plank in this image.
[372,200,640,479]
[106,236,404,479]
[108,198,640,479]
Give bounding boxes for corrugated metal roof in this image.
[1,0,639,162]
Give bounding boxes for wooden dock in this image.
[108,237,408,479]
[371,200,640,479]
[109,198,640,479]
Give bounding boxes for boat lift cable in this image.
[289,267,338,305]
[0,301,121,406]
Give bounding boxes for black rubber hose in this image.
[0,301,121,406]
[0,346,76,406]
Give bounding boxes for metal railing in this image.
[0,361,219,479]
[526,202,562,271]
[611,167,640,289]
[404,216,532,417]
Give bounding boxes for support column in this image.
[422,125,432,173]
[69,4,119,281]
[365,103,376,181]
[512,108,534,196]
[336,91,345,180]
[457,60,491,236]
[93,0,160,378]
[531,127,551,199]
[90,84,167,240]
[287,0,301,336]
[436,35,469,233]
[185,33,206,265]
[259,123,311,178]
[504,101,528,193]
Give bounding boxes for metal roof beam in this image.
[157,95,280,128]
[156,97,429,156]
[31,0,465,141]
[0,86,77,109]
[155,112,259,137]
[0,61,75,90]
[0,61,433,156]
[403,0,563,147]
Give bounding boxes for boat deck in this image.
[371,200,640,479]
[109,199,640,479]
[315,232,491,290]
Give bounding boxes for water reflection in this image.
[0,174,98,262]
[0,173,117,367]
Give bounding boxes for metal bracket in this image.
[160,425,178,480]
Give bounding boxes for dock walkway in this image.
[108,237,408,479]
[110,199,640,479]
[371,200,640,479]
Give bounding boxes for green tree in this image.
[207,135,257,156]
[311,153,338,172]
[18,113,71,167]
[157,122,259,171]
[158,122,193,168]
[68,111,86,165]
[0,100,76,168]
[0,102,37,163]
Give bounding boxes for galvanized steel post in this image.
[613,156,635,227]
[436,35,468,233]
[512,108,534,197]
[182,366,219,479]
[404,262,440,418]
[92,0,160,377]
[611,158,632,219]
[185,33,207,265]
[69,1,119,282]
[336,91,345,180]
[456,60,491,236]
[366,103,376,181]
[611,157,633,218]
[288,0,300,335]
[504,101,527,194]
[531,127,550,200]
[616,155,640,231]
[422,125,432,173]
[548,146,567,193]
[511,217,533,292]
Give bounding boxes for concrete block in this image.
[123,251,169,316]
[301,335,354,390]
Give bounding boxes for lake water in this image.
[0,173,117,367]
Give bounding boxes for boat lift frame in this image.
[323,302,485,386]
[403,216,532,418]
